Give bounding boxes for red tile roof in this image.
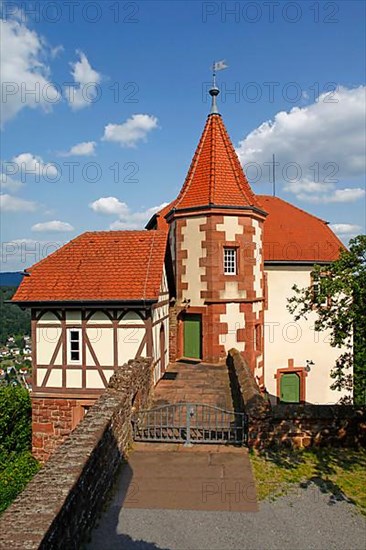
[145,200,176,231]
[258,195,345,262]
[174,114,261,210]
[12,231,167,303]
[150,195,344,262]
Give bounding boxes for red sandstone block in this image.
[32,434,43,448]
[33,422,54,434]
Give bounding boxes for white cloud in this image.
[296,186,365,203]
[50,44,64,59]
[0,193,37,212]
[11,153,58,179]
[324,188,366,203]
[89,197,168,229]
[65,51,101,111]
[0,172,23,192]
[31,220,74,232]
[236,86,366,202]
[329,223,362,235]
[60,141,96,157]
[0,14,60,126]
[102,114,159,147]
[89,197,129,216]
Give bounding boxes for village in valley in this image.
[0,334,32,388]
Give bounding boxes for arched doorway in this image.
[160,324,166,375]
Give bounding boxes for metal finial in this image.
[209,61,220,115]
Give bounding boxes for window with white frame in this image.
[312,278,328,307]
[224,248,237,275]
[67,328,82,363]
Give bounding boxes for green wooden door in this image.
[183,314,201,359]
[280,373,300,403]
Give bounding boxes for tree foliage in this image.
[0,386,39,514]
[0,287,31,346]
[287,235,366,404]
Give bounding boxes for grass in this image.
[250,447,366,514]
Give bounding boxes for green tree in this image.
[287,235,366,405]
[0,386,40,513]
[0,287,30,346]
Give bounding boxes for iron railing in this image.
[132,402,248,446]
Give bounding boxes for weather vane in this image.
[209,60,228,114]
[212,60,228,85]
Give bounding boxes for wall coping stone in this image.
[0,357,153,550]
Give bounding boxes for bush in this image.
[0,386,39,514]
[0,386,32,456]
[0,451,40,513]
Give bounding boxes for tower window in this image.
[67,328,82,363]
[224,248,237,275]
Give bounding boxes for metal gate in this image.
[132,403,248,446]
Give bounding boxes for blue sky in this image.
[1,0,365,271]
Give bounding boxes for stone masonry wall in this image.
[168,303,178,362]
[32,397,78,463]
[227,348,366,449]
[0,358,154,550]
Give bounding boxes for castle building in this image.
[12,83,349,460]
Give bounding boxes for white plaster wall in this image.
[118,310,146,363]
[66,369,82,388]
[217,216,247,300]
[264,266,350,404]
[37,368,47,386]
[152,269,170,384]
[169,221,176,278]
[86,327,113,366]
[217,216,243,241]
[86,370,104,389]
[182,217,207,306]
[253,301,264,381]
[118,327,145,362]
[47,368,62,388]
[219,303,245,353]
[36,326,61,365]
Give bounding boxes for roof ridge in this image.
[218,117,249,204]
[175,117,211,207]
[209,116,216,204]
[258,194,327,224]
[143,230,156,300]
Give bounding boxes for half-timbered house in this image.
[12,81,350,458]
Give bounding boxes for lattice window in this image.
[68,328,81,363]
[224,248,237,275]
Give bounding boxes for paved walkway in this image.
[153,362,234,410]
[86,482,366,550]
[102,443,257,513]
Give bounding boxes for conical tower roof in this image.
[174,112,261,211]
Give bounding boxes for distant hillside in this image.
[0,272,24,288]
[0,287,30,345]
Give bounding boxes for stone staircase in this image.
[152,361,234,411]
